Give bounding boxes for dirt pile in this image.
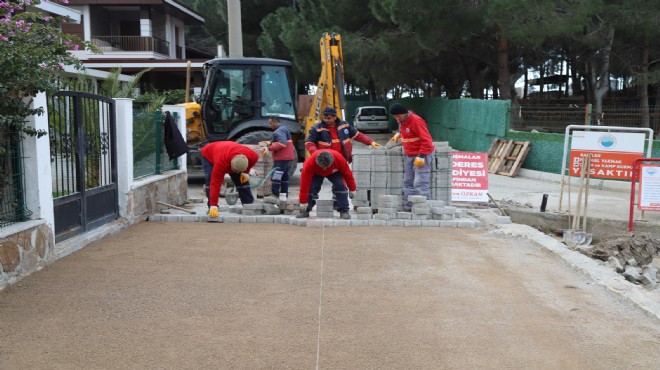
[582,233,660,287]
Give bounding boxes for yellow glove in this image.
[209,206,219,218]
[261,147,269,157]
[389,133,400,142]
[370,141,381,148]
[240,173,250,184]
[413,156,426,167]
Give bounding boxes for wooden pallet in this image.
[487,139,513,173]
[487,139,532,177]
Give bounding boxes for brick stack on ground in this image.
[352,141,453,210]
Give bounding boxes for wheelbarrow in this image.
[224,167,278,205]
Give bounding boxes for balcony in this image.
[91,36,170,56]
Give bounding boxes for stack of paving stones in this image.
[262,196,282,215]
[245,144,274,198]
[430,142,452,203]
[281,198,301,216]
[314,199,335,218]
[352,141,452,210]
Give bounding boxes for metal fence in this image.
[511,104,660,134]
[0,125,32,227]
[133,110,179,179]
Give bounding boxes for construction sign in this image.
[569,131,646,180]
[639,164,660,211]
[451,152,488,202]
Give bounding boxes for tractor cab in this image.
[199,58,300,142]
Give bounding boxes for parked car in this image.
[353,106,390,132]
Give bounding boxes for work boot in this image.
[279,193,287,202]
[296,210,310,218]
[339,211,351,220]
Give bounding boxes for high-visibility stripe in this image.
[402,137,420,143]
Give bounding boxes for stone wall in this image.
[0,220,55,291]
[125,171,189,224]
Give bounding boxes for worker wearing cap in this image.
[201,141,260,219]
[388,103,435,211]
[297,150,356,220]
[305,106,380,163]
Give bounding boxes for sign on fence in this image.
[639,163,660,211]
[451,152,488,203]
[569,131,645,180]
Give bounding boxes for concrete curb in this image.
[490,223,660,323]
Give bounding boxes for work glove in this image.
[300,203,308,212]
[208,206,219,218]
[370,141,381,148]
[389,133,400,142]
[349,191,356,199]
[249,168,257,176]
[413,155,426,167]
[239,172,250,184]
[258,141,270,147]
[261,147,269,157]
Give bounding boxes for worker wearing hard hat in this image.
[389,103,435,211]
[201,141,259,219]
[305,106,380,163]
[297,150,357,220]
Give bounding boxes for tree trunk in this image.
[496,26,511,100]
[637,44,650,129]
[583,27,615,123]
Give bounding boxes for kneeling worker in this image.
[201,141,260,219]
[297,150,356,220]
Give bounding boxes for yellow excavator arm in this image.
[304,33,346,142]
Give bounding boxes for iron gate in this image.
[48,91,118,242]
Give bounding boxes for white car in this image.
[353,106,390,132]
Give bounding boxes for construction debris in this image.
[582,233,660,288]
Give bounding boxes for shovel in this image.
[563,155,592,247]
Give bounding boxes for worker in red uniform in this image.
[261,117,295,201]
[388,103,435,211]
[305,106,380,163]
[200,141,260,219]
[297,150,356,220]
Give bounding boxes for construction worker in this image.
[388,103,435,211]
[305,106,380,163]
[261,117,295,201]
[201,141,259,219]
[297,150,356,220]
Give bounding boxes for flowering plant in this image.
[0,0,93,134]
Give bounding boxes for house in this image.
[63,0,211,92]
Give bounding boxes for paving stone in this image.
[316,211,335,218]
[333,220,351,227]
[388,219,405,227]
[356,207,372,214]
[256,216,274,223]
